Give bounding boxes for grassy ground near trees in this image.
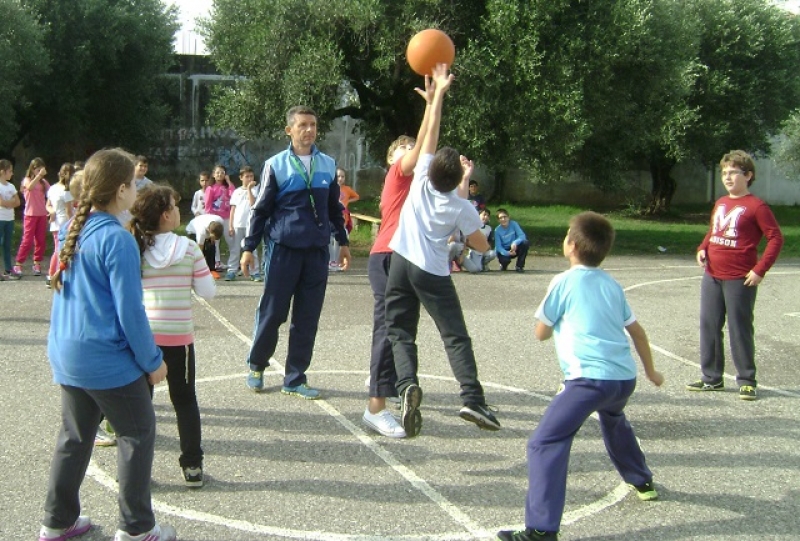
[347,200,800,259]
[9,202,795,267]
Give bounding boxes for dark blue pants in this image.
[699,274,758,386]
[0,219,13,272]
[384,253,485,405]
[44,376,156,534]
[367,252,398,398]
[526,378,652,532]
[246,241,328,388]
[497,239,530,270]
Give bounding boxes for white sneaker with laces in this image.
[114,523,177,541]
[362,408,406,438]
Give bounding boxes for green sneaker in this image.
[739,385,757,401]
[685,380,724,391]
[281,383,320,400]
[631,481,658,501]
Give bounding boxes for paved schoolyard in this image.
[1,255,799,540]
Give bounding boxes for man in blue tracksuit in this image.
[240,105,350,399]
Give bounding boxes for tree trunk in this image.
[647,158,677,214]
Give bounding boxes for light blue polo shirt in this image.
[535,265,637,381]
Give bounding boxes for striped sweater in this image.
[142,232,216,346]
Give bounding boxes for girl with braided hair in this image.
[129,184,215,488]
[40,148,177,541]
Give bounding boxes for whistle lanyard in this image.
[288,154,322,227]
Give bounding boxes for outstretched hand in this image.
[430,63,454,93]
[460,155,474,180]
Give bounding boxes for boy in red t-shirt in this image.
[688,150,783,400]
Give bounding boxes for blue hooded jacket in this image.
[48,212,162,389]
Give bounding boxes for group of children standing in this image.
[14,60,781,541]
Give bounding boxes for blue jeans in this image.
[0,219,13,271]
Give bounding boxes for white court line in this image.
[622,273,800,399]
[157,295,632,539]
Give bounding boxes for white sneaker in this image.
[114,523,176,541]
[39,515,92,540]
[362,408,406,438]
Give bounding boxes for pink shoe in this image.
[33,263,42,276]
[10,265,22,277]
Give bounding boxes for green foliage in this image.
[10,0,180,158]
[0,0,48,152]
[204,0,800,202]
[682,0,800,167]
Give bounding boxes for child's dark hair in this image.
[568,211,615,267]
[52,148,136,292]
[135,155,148,166]
[129,184,180,256]
[429,147,462,192]
[240,165,254,175]
[207,220,223,239]
[720,150,756,187]
[0,159,12,172]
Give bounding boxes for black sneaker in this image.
[459,403,501,431]
[182,466,203,488]
[631,480,658,501]
[497,528,558,540]
[685,380,724,391]
[400,384,423,438]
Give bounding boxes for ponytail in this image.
[51,199,92,292]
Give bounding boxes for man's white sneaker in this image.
[362,408,406,438]
[114,523,177,541]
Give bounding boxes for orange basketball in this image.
[406,29,455,76]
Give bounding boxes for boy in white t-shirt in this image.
[0,160,21,280]
[384,64,499,437]
[227,166,260,281]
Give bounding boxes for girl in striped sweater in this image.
[129,184,216,488]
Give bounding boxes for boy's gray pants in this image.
[699,273,758,387]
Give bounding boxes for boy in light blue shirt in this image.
[498,211,664,541]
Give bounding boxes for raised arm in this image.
[399,76,436,176]
[417,64,454,156]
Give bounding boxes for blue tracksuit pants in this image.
[526,378,652,532]
[246,241,328,388]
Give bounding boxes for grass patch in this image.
[347,202,800,259]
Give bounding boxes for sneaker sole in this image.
[739,394,758,401]
[685,384,724,391]
[184,479,204,488]
[458,408,501,431]
[281,388,320,400]
[401,385,423,437]
[94,440,117,447]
